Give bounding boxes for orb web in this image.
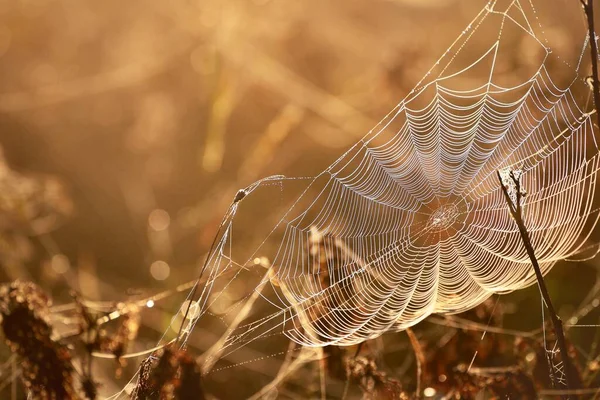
[169,0,600,379]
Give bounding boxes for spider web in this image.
[170,0,600,385]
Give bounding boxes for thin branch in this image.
[406,328,424,399]
[581,0,600,132]
[319,348,327,400]
[11,357,16,400]
[496,170,578,399]
[176,204,233,346]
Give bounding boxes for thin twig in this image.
[581,0,600,132]
[176,204,233,346]
[353,342,364,358]
[11,357,16,400]
[406,328,424,399]
[319,347,327,400]
[496,170,578,399]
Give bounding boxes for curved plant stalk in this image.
[496,170,578,398]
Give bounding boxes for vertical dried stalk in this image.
[496,171,578,398]
[319,347,327,400]
[581,0,600,132]
[406,328,424,399]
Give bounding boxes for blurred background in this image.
[0,0,598,398]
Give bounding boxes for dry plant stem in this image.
[406,328,424,399]
[10,358,15,400]
[319,347,327,400]
[581,0,600,132]
[176,205,233,345]
[177,189,249,346]
[340,343,364,400]
[496,171,577,398]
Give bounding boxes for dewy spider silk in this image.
[162,0,600,394]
